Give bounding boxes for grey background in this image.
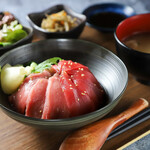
[123,133,150,150]
[0,0,150,26]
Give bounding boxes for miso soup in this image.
[122,32,150,54]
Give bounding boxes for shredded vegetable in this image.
[41,10,77,32]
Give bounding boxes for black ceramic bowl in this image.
[27,5,86,38]
[83,3,135,32]
[0,26,33,56]
[0,39,128,130]
[114,13,150,85]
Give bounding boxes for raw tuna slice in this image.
[52,60,88,73]
[9,70,51,114]
[59,71,81,117]
[9,59,105,119]
[25,78,48,119]
[52,60,105,116]
[74,86,96,114]
[67,69,104,107]
[9,78,37,114]
[42,74,70,119]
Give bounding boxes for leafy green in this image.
[31,57,62,73]
[2,29,27,43]
[0,42,12,46]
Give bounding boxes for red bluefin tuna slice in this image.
[9,60,105,119]
[59,71,81,117]
[42,74,70,119]
[25,78,48,119]
[66,69,104,108]
[9,70,51,114]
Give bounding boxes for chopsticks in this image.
[107,107,150,140]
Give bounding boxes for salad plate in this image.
[0,12,33,55]
[0,26,33,56]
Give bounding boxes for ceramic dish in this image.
[114,13,150,85]
[0,39,128,130]
[0,26,33,56]
[83,3,135,32]
[27,5,86,38]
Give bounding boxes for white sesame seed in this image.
[81,93,85,95]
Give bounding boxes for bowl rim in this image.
[0,25,33,51]
[82,2,136,32]
[0,38,128,125]
[26,4,86,34]
[114,13,150,56]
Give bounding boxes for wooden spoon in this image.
[59,98,149,150]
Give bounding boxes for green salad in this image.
[0,20,27,47]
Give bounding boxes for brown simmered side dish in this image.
[41,10,77,32]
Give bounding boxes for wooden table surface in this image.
[0,26,150,150]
